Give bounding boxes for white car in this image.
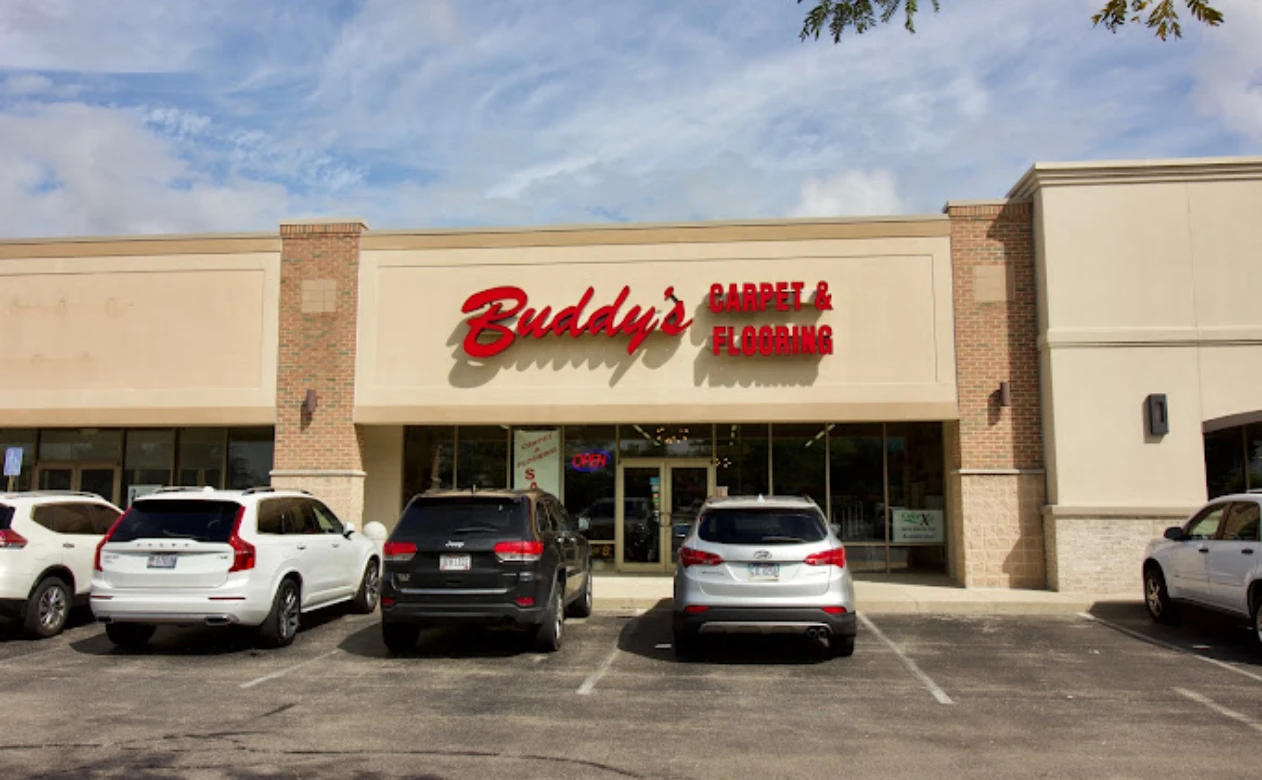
[91,486,381,649]
[1142,492,1262,646]
[0,491,124,638]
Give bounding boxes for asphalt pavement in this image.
[1,599,1260,779]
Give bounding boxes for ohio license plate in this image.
[147,553,177,569]
[748,563,780,580]
[440,554,471,572]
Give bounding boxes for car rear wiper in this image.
[760,536,805,543]
[451,525,497,534]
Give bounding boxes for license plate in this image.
[748,563,780,580]
[147,553,177,569]
[440,554,471,572]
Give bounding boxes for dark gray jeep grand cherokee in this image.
[379,489,593,653]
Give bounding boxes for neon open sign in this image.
[570,450,611,472]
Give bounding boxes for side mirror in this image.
[363,521,389,542]
[344,521,357,534]
[577,516,591,532]
[1163,526,1186,541]
[830,523,842,537]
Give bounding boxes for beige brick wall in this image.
[947,201,1047,589]
[1045,515,1176,594]
[272,221,369,527]
[955,473,1046,587]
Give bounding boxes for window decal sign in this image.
[513,429,561,496]
[460,286,693,359]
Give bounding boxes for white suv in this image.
[0,491,123,638]
[91,486,381,649]
[1142,493,1262,647]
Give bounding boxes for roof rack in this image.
[152,486,218,494]
[0,490,103,500]
[241,486,311,496]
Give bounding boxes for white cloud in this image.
[1192,0,1262,142]
[790,170,904,218]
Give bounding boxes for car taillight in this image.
[383,541,417,562]
[93,509,130,571]
[822,606,847,615]
[805,548,847,568]
[684,604,709,614]
[227,506,254,572]
[494,540,544,563]
[0,529,28,549]
[678,547,723,568]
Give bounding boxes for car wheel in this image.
[105,623,156,649]
[829,634,856,658]
[566,570,593,618]
[350,559,381,615]
[382,622,421,653]
[1144,566,1179,625]
[673,629,701,662]
[24,577,71,639]
[534,583,564,652]
[1250,588,1262,652]
[256,578,301,649]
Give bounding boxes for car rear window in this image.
[697,508,827,545]
[110,500,242,543]
[0,504,12,530]
[393,497,530,539]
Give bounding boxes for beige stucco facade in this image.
[355,217,958,425]
[1011,157,1262,592]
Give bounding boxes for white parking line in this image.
[1077,613,1262,684]
[240,649,341,689]
[576,646,620,695]
[1174,687,1262,733]
[858,613,954,705]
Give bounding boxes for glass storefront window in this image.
[886,422,946,573]
[1248,423,1262,492]
[38,429,123,462]
[226,428,274,490]
[0,429,38,491]
[618,424,712,459]
[177,428,226,488]
[456,426,509,490]
[716,424,769,497]
[1205,427,1247,498]
[124,429,174,504]
[403,426,454,499]
[564,426,616,562]
[771,423,827,509]
[827,424,885,543]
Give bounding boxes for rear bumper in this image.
[381,600,546,627]
[673,606,857,637]
[89,593,271,627]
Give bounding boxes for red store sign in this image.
[708,281,834,358]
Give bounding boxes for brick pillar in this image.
[946,201,1046,588]
[270,219,368,528]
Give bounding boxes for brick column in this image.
[270,219,368,528]
[946,201,1046,588]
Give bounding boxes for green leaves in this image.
[799,1,1224,43]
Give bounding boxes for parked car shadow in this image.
[339,620,540,660]
[0,606,96,642]
[617,599,831,665]
[1087,599,1262,667]
[68,603,358,657]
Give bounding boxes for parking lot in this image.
[1,601,1260,779]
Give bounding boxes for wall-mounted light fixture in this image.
[1146,393,1169,436]
[999,381,1012,408]
[303,389,318,416]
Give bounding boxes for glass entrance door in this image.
[617,459,715,572]
[34,463,121,505]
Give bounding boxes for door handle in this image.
[297,544,307,550]
[1243,549,1255,555]
[62,543,75,549]
[1198,547,1210,553]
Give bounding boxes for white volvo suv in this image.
[1,491,123,638]
[1142,492,1262,647]
[91,487,381,649]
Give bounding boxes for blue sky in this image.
[0,0,1259,237]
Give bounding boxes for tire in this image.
[565,570,593,618]
[534,582,564,652]
[1144,565,1179,625]
[350,559,381,615]
[24,577,71,639]
[382,622,421,654]
[256,578,301,649]
[105,623,155,649]
[673,629,701,661]
[1250,588,1262,653]
[829,634,856,658]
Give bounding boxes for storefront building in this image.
[2,156,1259,592]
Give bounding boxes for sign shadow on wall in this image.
[445,320,684,389]
[689,300,827,388]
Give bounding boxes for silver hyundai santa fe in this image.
[672,495,857,659]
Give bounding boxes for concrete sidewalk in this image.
[592,575,1137,615]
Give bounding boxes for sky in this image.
[0,0,1259,238]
